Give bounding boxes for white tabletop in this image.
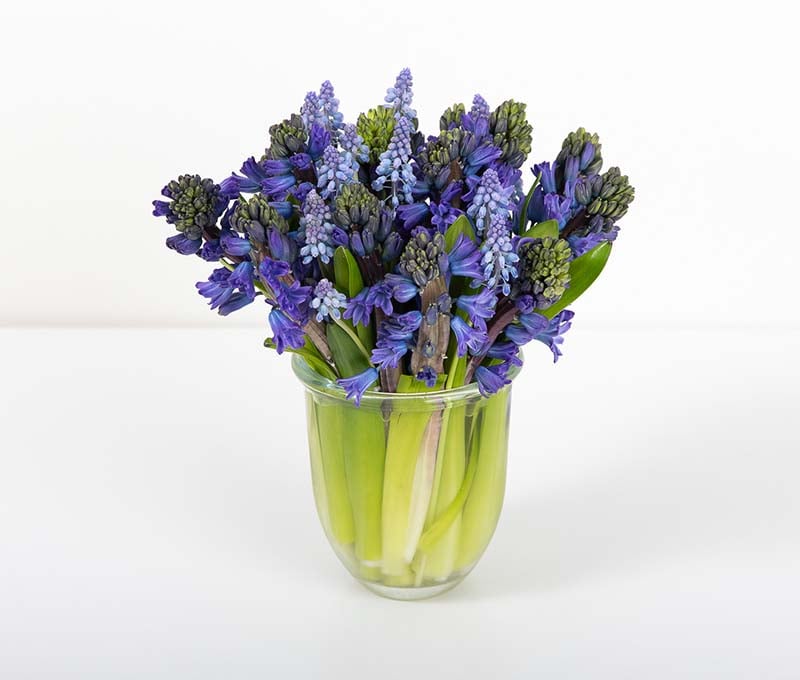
[2,328,798,679]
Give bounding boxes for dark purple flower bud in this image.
[267,227,295,262]
[361,228,375,253]
[350,230,366,257]
[331,227,349,248]
[269,308,306,354]
[337,367,379,406]
[152,200,171,217]
[166,233,201,255]
[382,232,404,263]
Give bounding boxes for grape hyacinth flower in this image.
[300,190,336,264]
[340,123,369,166]
[384,68,416,120]
[316,145,355,199]
[466,168,514,234]
[480,213,519,295]
[372,116,415,207]
[319,80,344,132]
[311,279,347,322]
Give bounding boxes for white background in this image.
[1,1,799,678]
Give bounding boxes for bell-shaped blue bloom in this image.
[366,281,393,316]
[456,287,498,330]
[371,311,422,369]
[446,233,483,280]
[220,229,251,257]
[397,202,430,230]
[450,315,489,357]
[220,157,269,198]
[534,310,575,362]
[228,261,255,299]
[166,233,201,255]
[475,364,511,397]
[384,273,418,303]
[485,340,523,366]
[343,288,371,327]
[269,308,306,354]
[199,239,223,262]
[196,268,234,309]
[337,367,379,406]
[218,292,254,316]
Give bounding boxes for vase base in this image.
[359,576,466,601]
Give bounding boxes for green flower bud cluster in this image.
[230,194,289,242]
[585,167,634,220]
[518,237,572,308]
[163,174,221,240]
[419,127,463,180]
[439,103,465,130]
[556,127,603,177]
[333,182,380,232]
[267,114,307,159]
[399,229,446,288]
[489,99,532,169]
[356,107,395,162]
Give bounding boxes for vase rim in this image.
[291,352,523,405]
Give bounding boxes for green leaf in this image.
[333,246,364,297]
[444,214,477,251]
[520,219,558,240]
[396,373,448,394]
[518,174,540,232]
[327,323,371,378]
[543,242,612,319]
[264,336,338,381]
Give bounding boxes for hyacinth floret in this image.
[299,189,336,264]
[372,115,415,207]
[310,279,347,322]
[384,68,416,120]
[556,127,602,177]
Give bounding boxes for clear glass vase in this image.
[293,355,517,600]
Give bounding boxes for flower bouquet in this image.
[152,69,634,599]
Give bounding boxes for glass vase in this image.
[293,355,517,600]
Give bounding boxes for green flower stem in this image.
[457,387,511,570]
[333,317,373,365]
[315,399,356,549]
[342,407,386,573]
[381,407,436,577]
[417,402,467,582]
[306,394,332,538]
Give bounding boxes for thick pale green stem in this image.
[343,407,386,577]
[381,408,433,577]
[316,400,355,548]
[457,388,511,570]
[306,394,332,538]
[417,403,467,582]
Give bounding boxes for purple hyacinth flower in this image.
[307,124,331,160]
[385,273,419,303]
[337,367,379,406]
[485,340,523,366]
[276,280,312,325]
[534,162,557,195]
[456,287,498,330]
[371,310,422,369]
[152,200,170,217]
[397,202,430,230]
[451,315,489,357]
[166,233,201,255]
[446,233,483,280]
[220,157,269,197]
[475,364,511,397]
[196,268,233,309]
[534,310,575,362]
[220,229,251,256]
[269,308,306,354]
[218,292,253,316]
[366,281,394,317]
[416,366,438,388]
[261,173,297,198]
[199,239,223,262]
[343,288,371,327]
[228,261,255,299]
[259,257,290,284]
